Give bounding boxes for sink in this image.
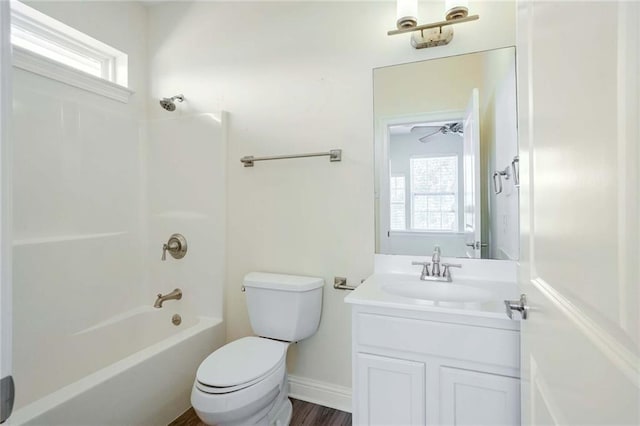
[381,281,493,303]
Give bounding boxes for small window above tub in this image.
[10,1,133,103]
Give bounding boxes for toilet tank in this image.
[243,272,324,342]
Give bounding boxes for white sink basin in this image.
[381,281,493,303]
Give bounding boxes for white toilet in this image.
[191,272,324,426]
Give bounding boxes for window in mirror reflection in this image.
[410,156,458,232]
[390,175,406,230]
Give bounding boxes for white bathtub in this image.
[10,307,224,426]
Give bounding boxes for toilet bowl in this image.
[191,272,324,426]
[191,337,291,426]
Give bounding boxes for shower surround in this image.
[10,6,227,419]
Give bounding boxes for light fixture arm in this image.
[387,14,479,36]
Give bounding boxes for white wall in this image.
[12,1,148,408]
[147,0,515,398]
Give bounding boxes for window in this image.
[10,1,132,102]
[11,24,109,79]
[410,156,458,232]
[390,175,406,231]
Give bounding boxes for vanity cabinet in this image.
[351,306,520,426]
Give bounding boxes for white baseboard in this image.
[288,375,352,413]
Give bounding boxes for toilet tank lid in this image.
[243,272,324,292]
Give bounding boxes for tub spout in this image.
[154,288,182,308]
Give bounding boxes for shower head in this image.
[159,94,185,111]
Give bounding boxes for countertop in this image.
[344,273,521,321]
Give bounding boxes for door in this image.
[0,0,13,423]
[439,367,519,426]
[355,353,425,425]
[462,88,481,258]
[517,1,640,425]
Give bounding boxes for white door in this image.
[0,0,13,423]
[462,88,481,258]
[517,1,640,425]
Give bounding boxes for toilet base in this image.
[258,376,292,426]
[271,398,292,426]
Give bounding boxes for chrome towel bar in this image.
[240,149,342,167]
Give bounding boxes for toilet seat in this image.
[196,337,288,394]
[196,357,284,394]
[191,347,288,425]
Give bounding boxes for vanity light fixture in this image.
[388,0,479,49]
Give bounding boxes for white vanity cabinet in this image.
[350,305,520,426]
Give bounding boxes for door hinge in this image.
[0,375,14,423]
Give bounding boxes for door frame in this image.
[0,0,13,422]
[374,109,464,253]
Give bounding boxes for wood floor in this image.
[169,399,352,426]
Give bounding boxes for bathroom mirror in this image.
[374,47,518,260]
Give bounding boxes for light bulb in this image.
[396,0,418,29]
[445,0,469,20]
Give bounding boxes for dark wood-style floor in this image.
[168,399,351,426]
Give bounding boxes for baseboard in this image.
[288,375,352,413]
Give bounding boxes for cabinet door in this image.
[440,367,519,426]
[355,353,425,426]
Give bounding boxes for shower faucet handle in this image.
[161,234,188,261]
[161,241,178,261]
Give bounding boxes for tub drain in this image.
[172,314,182,326]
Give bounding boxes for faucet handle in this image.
[412,261,431,278]
[161,234,188,261]
[412,261,431,269]
[441,263,462,281]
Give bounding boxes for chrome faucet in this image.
[431,246,441,277]
[154,288,182,308]
[412,246,462,283]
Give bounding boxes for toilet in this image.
[191,272,324,426]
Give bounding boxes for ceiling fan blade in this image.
[418,128,443,142]
[410,125,442,133]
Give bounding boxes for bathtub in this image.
[9,307,224,426]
